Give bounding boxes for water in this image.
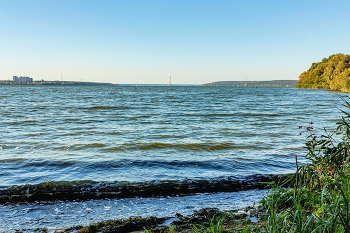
[0,189,266,231]
[0,86,347,231]
[0,86,345,189]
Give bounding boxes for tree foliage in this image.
[297,53,350,92]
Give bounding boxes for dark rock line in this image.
[0,174,290,204]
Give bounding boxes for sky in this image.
[0,0,350,84]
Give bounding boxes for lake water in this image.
[0,86,345,191]
[0,86,347,231]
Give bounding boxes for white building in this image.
[16,76,33,83]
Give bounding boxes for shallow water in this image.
[0,189,266,232]
[0,86,345,190]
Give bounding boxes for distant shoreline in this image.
[202,80,298,87]
[0,81,117,86]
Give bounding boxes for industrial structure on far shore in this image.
[13,76,33,83]
[0,76,116,86]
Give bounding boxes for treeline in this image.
[0,81,117,86]
[203,80,298,87]
[296,53,350,91]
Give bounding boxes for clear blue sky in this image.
[0,0,349,84]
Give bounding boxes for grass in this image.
[264,95,350,232]
[256,96,350,232]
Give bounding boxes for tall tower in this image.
[244,77,247,87]
[169,76,172,86]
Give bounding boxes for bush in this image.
[260,96,350,232]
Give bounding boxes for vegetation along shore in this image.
[204,53,350,93]
[296,53,350,92]
[0,80,117,86]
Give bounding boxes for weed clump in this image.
[258,96,350,232]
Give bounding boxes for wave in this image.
[78,106,129,110]
[54,143,106,150]
[0,174,290,204]
[0,157,293,172]
[47,142,256,152]
[103,142,270,152]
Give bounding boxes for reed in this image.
[257,96,350,232]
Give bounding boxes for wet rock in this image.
[0,174,291,204]
[101,217,164,233]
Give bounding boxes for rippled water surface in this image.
[0,86,345,189]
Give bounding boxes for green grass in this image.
[256,96,350,232]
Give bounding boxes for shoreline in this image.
[0,174,289,204]
[0,189,268,232]
[65,206,264,233]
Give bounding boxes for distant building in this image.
[13,76,33,83]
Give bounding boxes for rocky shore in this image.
[0,174,291,232]
[21,206,266,232]
[0,174,289,204]
[0,188,270,232]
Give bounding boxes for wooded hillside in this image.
[296,53,350,91]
